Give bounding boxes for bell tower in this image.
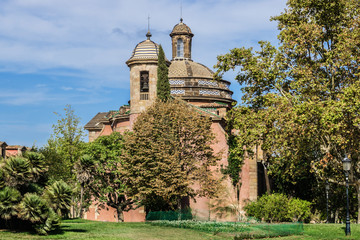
[126,31,160,115]
[170,18,194,60]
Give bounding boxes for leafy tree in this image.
[44,104,84,183]
[157,45,170,101]
[82,132,131,222]
[215,0,360,221]
[121,99,220,213]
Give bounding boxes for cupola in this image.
[170,18,194,60]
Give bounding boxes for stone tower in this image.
[126,31,160,115]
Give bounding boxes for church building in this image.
[84,19,259,222]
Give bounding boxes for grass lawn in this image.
[1,219,360,240]
[0,219,233,240]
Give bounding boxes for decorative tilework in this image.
[198,80,218,87]
[199,90,220,96]
[169,80,185,85]
[171,89,185,94]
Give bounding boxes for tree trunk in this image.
[262,161,271,194]
[71,196,75,218]
[79,184,84,218]
[335,209,339,223]
[117,207,124,222]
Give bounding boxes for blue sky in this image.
[0,0,287,147]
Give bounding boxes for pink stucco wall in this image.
[84,114,257,222]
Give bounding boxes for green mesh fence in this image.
[146,210,192,221]
[149,220,303,239]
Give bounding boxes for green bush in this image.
[288,198,311,222]
[244,193,311,223]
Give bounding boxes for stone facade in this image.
[128,63,158,114]
[84,19,259,222]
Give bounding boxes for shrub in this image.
[244,193,311,223]
[288,198,311,222]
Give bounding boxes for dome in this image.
[127,39,159,64]
[126,32,170,66]
[169,60,213,78]
[168,60,233,103]
[170,19,194,37]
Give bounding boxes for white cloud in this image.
[0,0,286,85]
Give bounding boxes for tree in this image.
[3,157,33,188]
[44,104,84,183]
[82,132,132,222]
[18,193,60,235]
[215,0,360,221]
[74,154,94,218]
[43,180,73,217]
[121,99,220,213]
[0,187,21,221]
[157,45,170,101]
[0,153,62,234]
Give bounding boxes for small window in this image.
[177,38,184,58]
[140,71,149,92]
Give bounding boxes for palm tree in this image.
[0,168,5,189]
[3,156,32,187]
[43,180,72,217]
[18,193,49,223]
[0,187,21,221]
[18,193,60,235]
[74,154,94,218]
[25,152,48,180]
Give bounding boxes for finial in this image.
[180,0,183,22]
[146,15,151,39]
[146,31,152,40]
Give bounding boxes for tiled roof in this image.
[169,60,214,78]
[128,39,159,61]
[199,103,230,108]
[6,145,26,150]
[84,112,108,130]
[174,98,222,121]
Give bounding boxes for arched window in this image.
[177,38,184,58]
[140,71,149,92]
